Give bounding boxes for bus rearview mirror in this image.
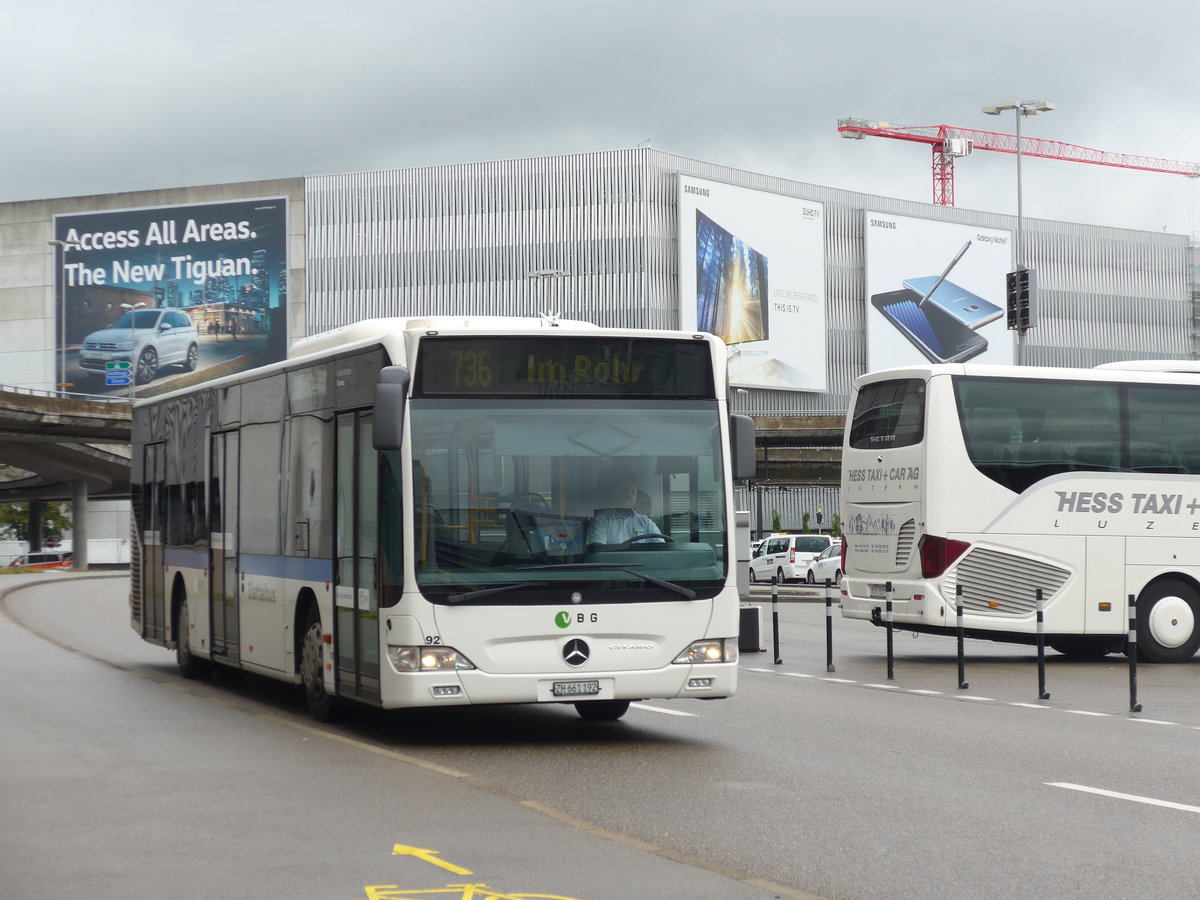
[373,366,410,450]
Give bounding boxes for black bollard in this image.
[885,581,894,680]
[771,575,782,665]
[1035,588,1050,700]
[1128,593,1142,713]
[956,585,968,690]
[825,578,835,673]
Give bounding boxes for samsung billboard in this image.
[678,176,827,392]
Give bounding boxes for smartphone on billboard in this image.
[871,288,989,364]
[901,276,1003,329]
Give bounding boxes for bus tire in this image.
[574,700,630,721]
[1136,579,1200,663]
[300,611,337,721]
[1048,636,1117,659]
[174,595,210,680]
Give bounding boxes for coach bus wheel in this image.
[1136,579,1200,663]
[300,613,337,721]
[574,700,630,721]
[174,596,210,679]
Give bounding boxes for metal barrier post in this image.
[885,581,894,680]
[1128,593,1142,713]
[956,584,968,690]
[1035,588,1050,700]
[825,578,835,672]
[771,576,782,665]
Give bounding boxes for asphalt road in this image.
[5,573,1200,899]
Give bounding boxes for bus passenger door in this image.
[335,411,381,703]
[209,431,240,664]
[141,442,166,642]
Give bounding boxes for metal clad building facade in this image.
[304,148,1193,420]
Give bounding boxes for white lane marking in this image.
[908,689,943,695]
[1128,717,1179,726]
[822,677,857,684]
[1010,702,1051,709]
[956,695,995,702]
[743,667,775,674]
[1064,709,1111,717]
[630,703,696,717]
[1048,782,1200,815]
[863,684,899,690]
[781,672,815,678]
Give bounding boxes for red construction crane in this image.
[837,116,1200,207]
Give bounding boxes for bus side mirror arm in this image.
[373,366,410,450]
[730,414,756,481]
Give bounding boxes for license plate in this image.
[869,584,889,600]
[552,680,600,697]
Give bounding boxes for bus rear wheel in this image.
[1136,579,1200,663]
[574,700,630,721]
[300,612,337,721]
[174,596,210,680]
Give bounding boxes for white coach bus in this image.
[839,362,1200,662]
[131,317,755,720]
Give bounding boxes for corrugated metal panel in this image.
[305,148,1195,420]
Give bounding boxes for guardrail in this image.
[0,384,130,404]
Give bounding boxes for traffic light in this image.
[1005,267,1036,332]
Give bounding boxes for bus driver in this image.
[586,470,664,549]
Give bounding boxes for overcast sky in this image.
[5,0,1198,237]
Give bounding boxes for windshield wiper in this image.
[446,581,536,605]
[516,563,697,601]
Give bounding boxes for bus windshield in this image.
[408,400,727,603]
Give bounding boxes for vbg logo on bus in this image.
[554,611,599,628]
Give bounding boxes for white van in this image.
[749,533,835,584]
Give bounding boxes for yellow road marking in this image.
[392,844,473,876]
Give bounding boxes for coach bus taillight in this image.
[918,535,970,578]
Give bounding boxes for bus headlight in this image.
[673,638,737,664]
[388,645,476,672]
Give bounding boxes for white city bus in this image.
[839,362,1200,662]
[131,316,754,720]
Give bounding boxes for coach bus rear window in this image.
[849,379,925,449]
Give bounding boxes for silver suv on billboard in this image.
[78,308,200,385]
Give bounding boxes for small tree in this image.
[831,513,842,538]
[771,508,782,532]
[0,502,72,545]
[801,511,811,533]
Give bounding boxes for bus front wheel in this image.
[1136,579,1200,663]
[574,700,630,721]
[300,612,337,721]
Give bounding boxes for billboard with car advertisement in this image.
[865,211,1014,370]
[52,197,288,396]
[678,176,827,392]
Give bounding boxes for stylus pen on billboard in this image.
[916,240,972,307]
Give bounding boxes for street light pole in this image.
[121,301,146,402]
[982,99,1055,365]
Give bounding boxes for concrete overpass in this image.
[0,387,132,568]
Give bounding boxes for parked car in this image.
[78,308,200,385]
[8,550,72,570]
[804,540,843,585]
[749,533,835,584]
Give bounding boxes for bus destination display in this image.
[414,336,715,399]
